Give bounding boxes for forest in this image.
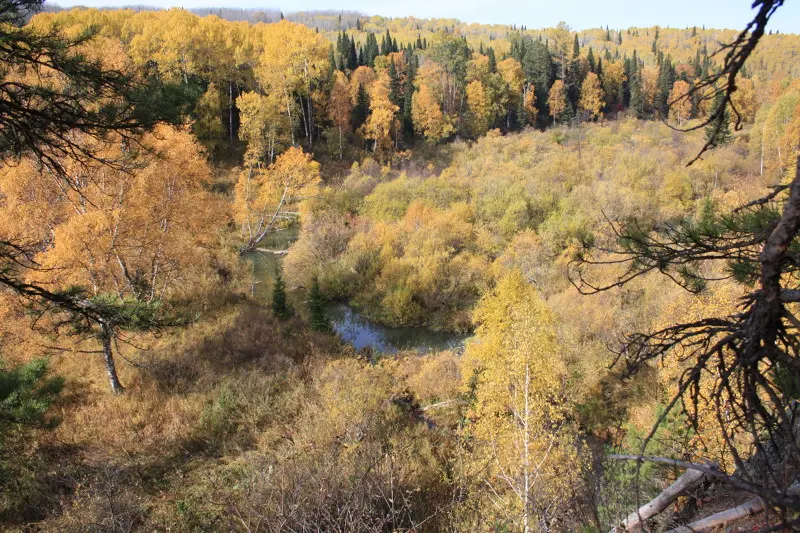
[0,0,799,531]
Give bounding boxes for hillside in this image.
[0,1,799,531]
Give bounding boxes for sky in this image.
[48,0,800,34]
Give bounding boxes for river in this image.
[246,226,468,354]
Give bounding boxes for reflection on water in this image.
[244,226,299,300]
[326,302,468,354]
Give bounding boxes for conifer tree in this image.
[388,59,402,108]
[487,47,497,73]
[629,62,646,118]
[402,55,417,137]
[347,37,358,70]
[308,277,330,331]
[705,91,732,147]
[352,83,370,130]
[271,265,292,319]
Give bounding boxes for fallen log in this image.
[665,482,800,533]
[254,248,289,255]
[666,497,763,533]
[612,468,707,532]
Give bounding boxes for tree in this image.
[307,277,330,331]
[191,83,225,156]
[497,58,525,129]
[522,84,538,125]
[572,0,800,518]
[362,74,399,156]
[1,126,225,393]
[600,60,626,111]
[0,1,216,395]
[0,358,62,427]
[459,271,581,532]
[328,72,352,159]
[0,1,162,178]
[427,32,471,117]
[548,79,569,123]
[411,83,451,142]
[271,265,292,319]
[705,91,732,147]
[579,71,603,121]
[235,147,321,253]
[351,82,370,131]
[237,90,290,164]
[668,79,692,125]
[465,80,490,138]
[255,21,329,147]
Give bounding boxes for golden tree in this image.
[548,79,568,123]
[465,80,490,138]
[579,71,604,121]
[667,80,692,126]
[234,146,321,253]
[254,20,329,146]
[238,90,292,164]
[362,73,399,157]
[1,126,230,393]
[328,71,352,159]
[459,271,581,532]
[411,83,452,143]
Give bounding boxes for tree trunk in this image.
[666,498,763,533]
[229,76,235,145]
[613,468,707,532]
[101,323,125,394]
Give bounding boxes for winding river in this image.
[246,226,468,354]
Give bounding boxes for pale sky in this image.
[47,0,800,34]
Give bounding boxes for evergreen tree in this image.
[656,56,676,116]
[587,47,596,73]
[629,61,646,118]
[352,83,370,130]
[402,55,417,137]
[705,91,732,147]
[617,30,622,45]
[347,36,358,70]
[364,32,379,66]
[271,265,292,319]
[521,37,554,120]
[487,47,497,73]
[328,45,337,75]
[605,26,611,41]
[572,34,580,58]
[388,59,402,108]
[356,18,361,31]
[0,358,63,428]
[308,277,330,332]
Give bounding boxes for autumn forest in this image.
[1,0,800,531]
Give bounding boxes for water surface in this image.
[326,302,468,354]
